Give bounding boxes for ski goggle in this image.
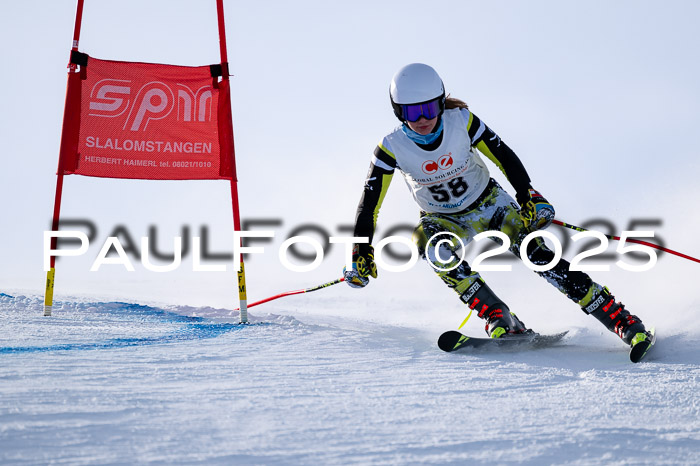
[399,98,442,122]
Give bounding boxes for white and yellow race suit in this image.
[352,107,603,309]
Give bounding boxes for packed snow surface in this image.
[1,292,699,465]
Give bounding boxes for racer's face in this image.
[406,116,438,135]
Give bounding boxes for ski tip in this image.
[438,330,465,352]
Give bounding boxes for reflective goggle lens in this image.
[401,99,441,122]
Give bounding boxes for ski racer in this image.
[344,63,652,350]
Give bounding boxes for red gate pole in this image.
[216,0,249,323]
[44,0,85,316]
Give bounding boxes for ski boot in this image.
[582,286,652,348]
[459,278,531,338]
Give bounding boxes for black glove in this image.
[343,244,377,288]
[519,188,555,230]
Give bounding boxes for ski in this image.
[629,327,656,363]
[438,330,569,353]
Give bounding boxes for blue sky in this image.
[1,1,699,311]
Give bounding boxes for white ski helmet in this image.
[390,63,446,121]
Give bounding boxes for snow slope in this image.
[1,292,699,465]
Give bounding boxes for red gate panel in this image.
[60,56,235,181]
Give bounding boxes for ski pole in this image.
[553,219,700,264]
[233,277,345,311]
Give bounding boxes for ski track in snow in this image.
[1,293,699,465]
